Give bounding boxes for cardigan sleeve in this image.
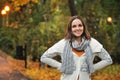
[40,39,66,69]
[93,48,113,71]
[90,38,113,71]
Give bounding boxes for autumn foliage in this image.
[11,0,39,11]
[11,59,120,80]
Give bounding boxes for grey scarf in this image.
[60,37,94,74]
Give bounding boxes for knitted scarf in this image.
[60,37,95,74]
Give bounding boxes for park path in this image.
[0,50,31,80]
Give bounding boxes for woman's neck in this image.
[76,37,82,45]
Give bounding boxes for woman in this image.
[40,15,113,80]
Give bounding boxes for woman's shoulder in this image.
[90,38,101,43]
[89,38,103,53]
[54,38,67,46]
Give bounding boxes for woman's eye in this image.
[78,24,83,27]
[72,25,76,28]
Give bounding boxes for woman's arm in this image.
[40,39,66,69]
[90,38,113,71]
[93,48,113,71]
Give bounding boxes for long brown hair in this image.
[64,15,91,41]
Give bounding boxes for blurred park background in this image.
[0,0,120,80]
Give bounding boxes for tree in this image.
[68,0,78,16]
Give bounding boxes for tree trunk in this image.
[68,0,78,16]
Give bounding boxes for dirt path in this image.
[0,50,31,80]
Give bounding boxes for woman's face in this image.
[71,19,84,38]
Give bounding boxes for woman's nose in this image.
[76,26,80,29]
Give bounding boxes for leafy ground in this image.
[0,50,31,80]
[1,50,120,80]
[12,59,120,80]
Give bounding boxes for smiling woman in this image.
[71,18,84,44]
[40,15,113,80]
